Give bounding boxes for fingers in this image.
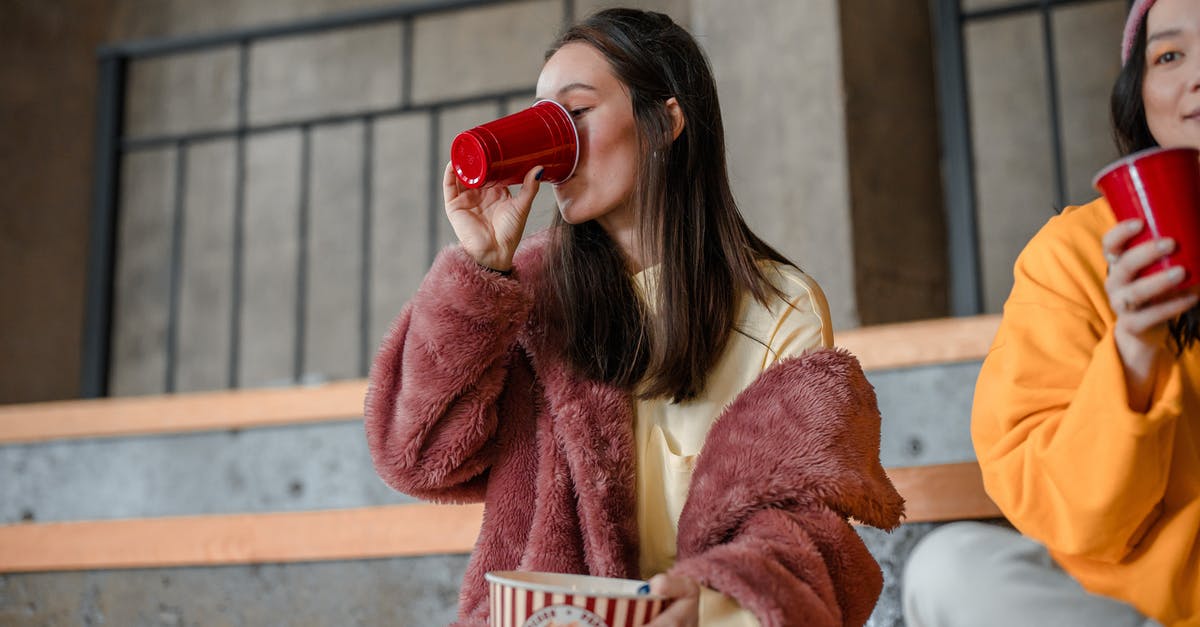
[644,575,699,627]
[1113,265,1187,312]
[644,596,698,627]
[1101,219,1144,262]
[1108,237,1175,286]
[442,161,461,206]
[513,166,544,212]
[1119,291,1200,335]
[647,574,699,600]
[490,166,543,249]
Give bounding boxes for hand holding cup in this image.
[443,99,580,272]
[1094,146,1200,406]
[442,161,542,273]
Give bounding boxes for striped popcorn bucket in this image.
[485,571,672,627]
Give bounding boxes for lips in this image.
[1185,106,1200,120]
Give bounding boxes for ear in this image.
[665,97,686,141]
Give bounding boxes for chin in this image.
[554,197,588,225]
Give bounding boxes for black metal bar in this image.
[229,42,250,389]
[563,0,575,30]
[120,87,537,152]
[933,0,984,315]
[165,142,188,393]
[963,0,1107,22]
[98,0,519,59]
[1040,0,1067,208]
[295,126,312,383]
[401,17,414,107]
[81,55,127,398]
[428,108,442,267]
[360,117,375,377]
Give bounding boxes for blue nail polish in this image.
[535,168,544,181]
[637,583,650,595]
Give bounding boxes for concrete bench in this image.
[0,314,1003,625]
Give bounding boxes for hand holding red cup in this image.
[451,100,579,189]
[1093,146,1200,292]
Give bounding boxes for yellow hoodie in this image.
[972,197,1200,626]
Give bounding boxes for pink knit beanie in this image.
[1122,0,1155,65]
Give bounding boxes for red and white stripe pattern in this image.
[489,581,670,627]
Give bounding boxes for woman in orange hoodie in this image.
[902,0,1200,625]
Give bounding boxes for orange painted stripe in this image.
[0,502,484,573]
[0,463,997,573]
[0,380,368,444]
[888,462,1001,523]
[836,314,1000,372]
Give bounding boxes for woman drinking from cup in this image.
[903,1,1200,625]
[365,8,903,627]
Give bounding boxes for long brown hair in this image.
[543,8,793,402]
[1111,19,1199,352]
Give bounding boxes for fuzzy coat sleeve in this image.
[670,348,904,627]
[364,245,535,503]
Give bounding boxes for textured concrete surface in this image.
[0,555,468,626]
[2,362,980,522]
[1053,1,1126,203]
[176,140,236,393]
[968,1,1124,311]
[872,361,981,468]
[859,522,943,627]
[124,48,239,138]
[0,0,117,404]
[110,148,175,397]
[240,130,303,389]
[369,112,435,351]
[248,23,402,126]
[838,0,948,326]
[693,0,859,329]
[411,0,562,105]
[306,122,369,382]
[0,420,410,525]
[0,525,944,626]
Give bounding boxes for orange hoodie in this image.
[972,197,1200,626]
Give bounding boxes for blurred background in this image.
[0,0,1128,624]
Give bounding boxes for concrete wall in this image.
[103,0,947,396]
[1,1,1130,394]
[965,0,1125,311]
[838,0,948,325]
[0,0,116,404]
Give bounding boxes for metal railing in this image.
[932,0,1132,315]
[83,0,574,397]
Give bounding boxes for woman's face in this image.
[536,43,641,227]
[1143,0,1200,150]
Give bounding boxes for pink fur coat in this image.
[365,239,905,626]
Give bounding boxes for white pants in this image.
[902,521,1161,627]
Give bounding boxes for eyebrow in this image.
[535,82,597,101]
[1147,28,1184,45]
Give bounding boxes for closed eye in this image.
[570,107,591,118]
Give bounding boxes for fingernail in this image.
[1171,267,1186,280]
[637,583,650,595]
[1158,238,1176,253]
[534,168,544,181]
[1127,219,1144,231]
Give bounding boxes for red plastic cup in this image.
[1093,146,1200,291]
[451,99,579,189]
